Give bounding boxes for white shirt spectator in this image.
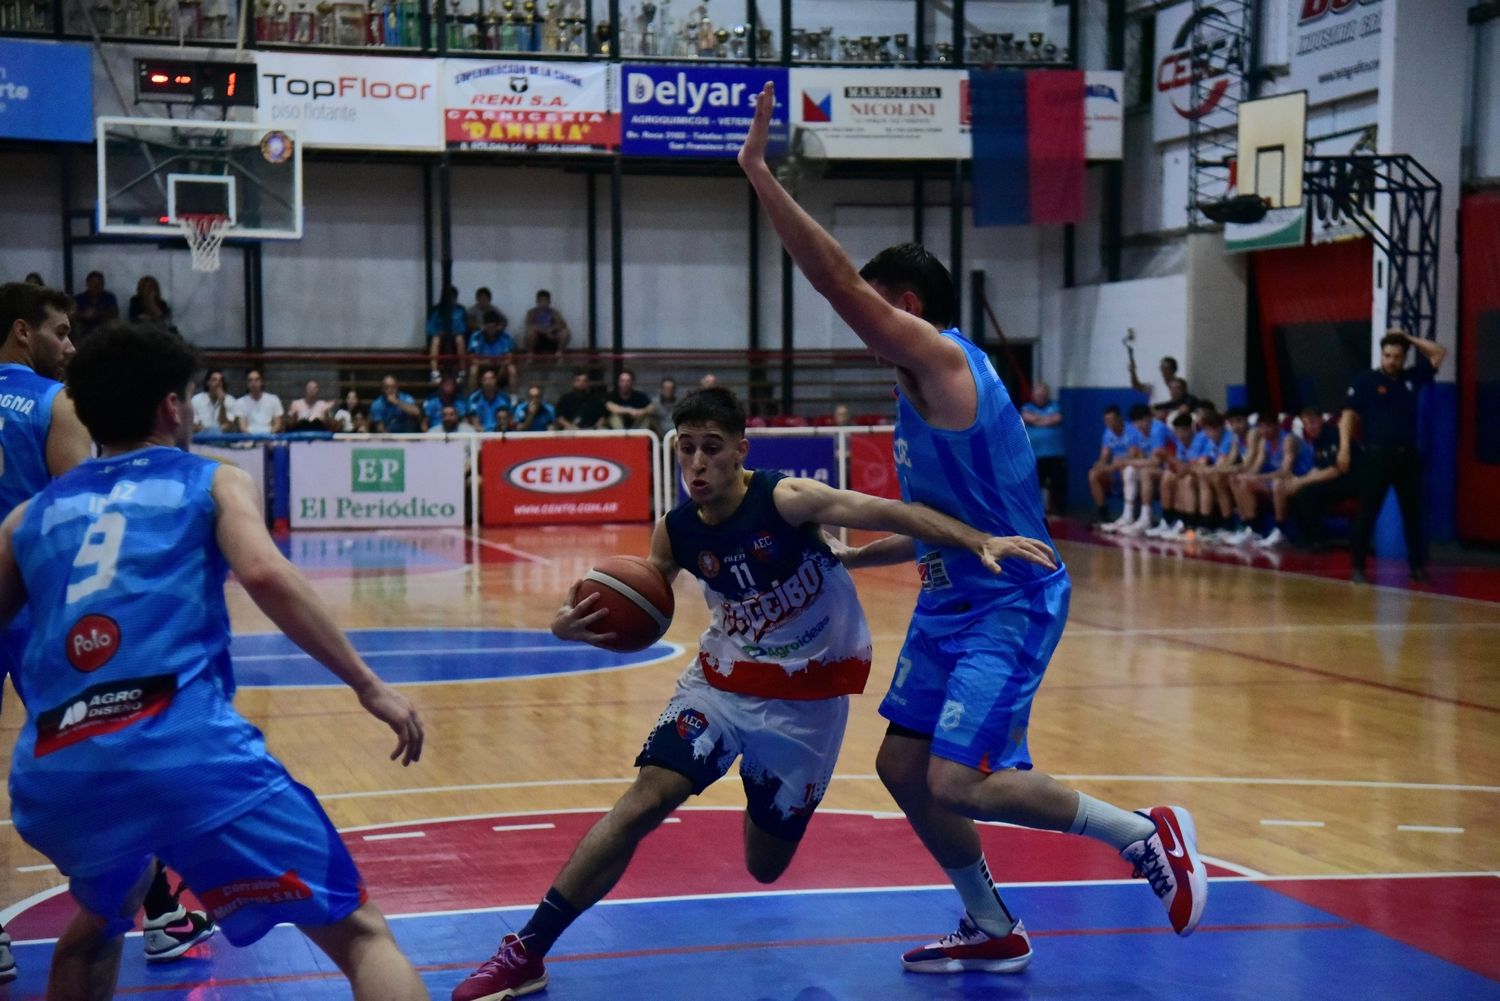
[425,420,476,436]
[191,391,237,432]
[236,392,285,434]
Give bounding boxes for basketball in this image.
[578,556,674,653]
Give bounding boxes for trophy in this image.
[712,27,727,57]
[694,12,713,57]
[757,26,772,58]
[934,41,953,64]
[175,0,202,37]
[636,1,656,55]
[594,17,611,54]
[314,0,333,40]
[1029,31,1044,60]
[730,23,745,58]
[893,31,908,61]
[497,0,515,47]
[289,0,313,43]
[540,0,560,51]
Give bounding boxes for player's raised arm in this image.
[738,83,963,379]
[774,477,1056,575]
[211,464,423,765]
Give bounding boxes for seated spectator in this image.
[700,373,719,390]
[555,369,604,430]
[1109,403,1173,535]
[466,286,497,334]
[1021,382,1065,515]
[129,275,175,332]
[423,375,469,429]
[468,309,518,390]
[370,374,423,433]
[604,368,654,430]
[1152,377,1196,418]
[512,383,557,431]
[235,368,285,434]
[652,377,679,437]
[288,379,334,429]
[523,289,571,356]
[832,404,853,426]
[1225,412,1298,546]
[72,270,119,343]
[1167,410,1239,541]
[426,285,469,382]
[23,272,44,286]
[1147,412,1199,539]
[333,389,370,433]
[190,367,238,434]
[1289,408,1357,551]
[1087,404,1135,525]
[425,403,476,436]
[468,367,512,431]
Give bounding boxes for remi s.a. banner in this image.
[290,439,467,527]
[443,60,617,152]
[483,435,653,526]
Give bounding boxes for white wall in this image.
[1041,273,1188,388]
[0,152,65,286]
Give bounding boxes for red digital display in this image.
[135,59,256,107]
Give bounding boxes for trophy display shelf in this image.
[70,0,241,41]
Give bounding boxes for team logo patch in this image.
[917,551,953,591]
[66,614,121,673]
[34,674,177,757]
[697,551,721,577]
[938,699,965,732]
[675,709,709,741]
[749,531,777,563]
[199,871,314,922]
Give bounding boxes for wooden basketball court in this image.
[1,523,1497,997]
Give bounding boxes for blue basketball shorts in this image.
[69,780,366,945]
[636,663,849,842]
[879,574,1071,772]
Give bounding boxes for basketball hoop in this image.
[177,212,231,272]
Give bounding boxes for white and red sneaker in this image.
[901,914,1032,974]
[452,933,548,1001]
[1121,805,1207,937]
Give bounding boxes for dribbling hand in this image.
[976,536,1058,576]
[552,580,619,647]
[358,682,424,766]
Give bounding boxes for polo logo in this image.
[352,449,405,492]
[505,457,626,494]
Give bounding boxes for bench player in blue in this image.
[741,83,1207,973]
[451,387,1056,1001]
[0,283,217,982]
[0,323,427,1000]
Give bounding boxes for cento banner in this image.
[255,51,441,151]
[621,64,787,157]
[290,439,467,527]
[482,435,653,526]
[442,60,618,152]
[790,68,968,160]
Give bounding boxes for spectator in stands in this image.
[1153,377,1196,418]
[288,379,334,429]
[334,389,370,433]
[466,286,498,333]
[425,403,476,436]
[512,384,557,431]
[427,285,469,383]
[1223,411,1297,546]
[1268,406,1347,548]
[424,375,469,430]
[468,309,518,390]
[235,368,285,434]
[1108,403,1172,535]
[832,404,852,426]
[1340,328,1446,583]
[1021,381,1065,515]
[370,374,423,433]
[128,275,174,332]
[1129,353,1179,408]
[72,271,119,343]
[1148,413,1200,539]
[699,373,719,390]
[652,377,679,436]
[604,369,654,430]
[190,367,238,434]
[1171,410,1239,541]
[1087,403,1134,525]
[555,370,604,430]
[23,272,44,286]
[524,290,571,356]
[468,367,511,431]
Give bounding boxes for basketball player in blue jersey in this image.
[452,387,1056,1001]
[0,284,215,984]
[741,83,1207,972]
[0,324,427,1001]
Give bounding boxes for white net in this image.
[177,213,231,272]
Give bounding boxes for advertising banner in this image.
[673,435,838,505]
[442,59,617,152]
[255,51,441,151]
[1084,70,1124,161]
[848,432,901,500]
[1283,0,1382,107]
[291,439,466,527]
[482,435,653,526]
[621,64,787,157]
[0,39,93,143]
[192,443,267,516]
[1152,1,1244,144]
[790,68,968,160]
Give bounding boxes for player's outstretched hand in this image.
[738,82,775,174]
[358,682,424,766]
[976,535,1058,576]
[552,580,620,647]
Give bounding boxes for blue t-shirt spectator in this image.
[512,399,556,431]
[370,391,420,433]
[468,389,511,431]
[1021,401,1064,458]
[1101,426,1133,460]
[469,328,516,359]
[1127,419,1172,456]
[423,394,469,426]
[426,302,468,338]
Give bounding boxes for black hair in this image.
[67,323,199,445]
[672,387,746,437]
[1380,332,1410,351]
[204,366,225,383]
[86,270,103,282]
[476,286,492,297]
[1161,356,1179,371]
[1128,403,1152,422]
[483,309,502,325]
[246,366,264,380]
[618,368,635,380]
[857,243,956,329]
[1171,412,1193,428]
[536,289,551,300]
[1299,405,1323,418]
[1103,404,1121,417]
[1202,411,1225,429]
[1224,405,1250,420]
[0,282,74,346]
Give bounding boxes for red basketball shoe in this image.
[901,915,1033,974]
[451,933,548,1001]
[1121,805,1207,936]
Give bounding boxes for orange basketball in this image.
[577,556,675,653]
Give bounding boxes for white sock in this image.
[1120,467,1138,519]
[942,856,1015,937]
[1068,793,1156,851]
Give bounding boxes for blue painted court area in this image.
[231,629,682,687]
[13,883,1496,1000]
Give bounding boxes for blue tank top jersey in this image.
[894,330,1065,611]
[8,447,289,876]
[0,363,62,520]
[1260,429,1285,473]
